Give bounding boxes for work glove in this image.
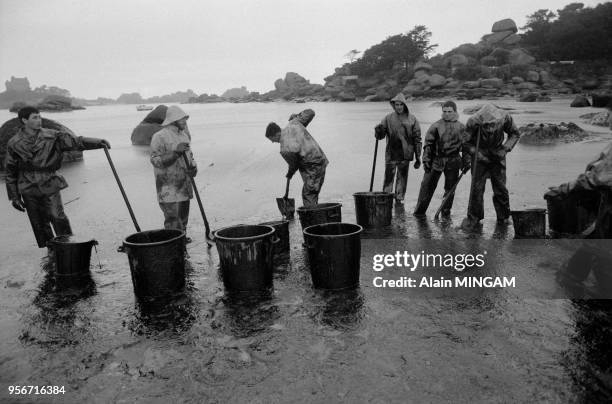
[81,137,111,149]
[174,143,190,154]
[285,170,295,179]
[461,159,471,173]
[374,124,386,140]
[413,159,421,170]
[423,161,431,173]
[543,183,570,201]
[11,198,25,212]
[187,166,198,178]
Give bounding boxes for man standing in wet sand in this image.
[414,101,470,217]
[150,105,197,240]
[461,104,520,229]
[5,106,110,253]
[265,109,328,207]
[374,93,422,205]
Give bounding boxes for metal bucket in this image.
[297,203,342,233]
[258,220,290,255]
[48,235,97,278]
[511,209,546,238]
[547,191,599,236]
[303,222,363,290]
[123,229,186,301]
[353,192,393,227]
[215,225,277,291]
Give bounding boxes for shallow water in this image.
[1,100,611,402]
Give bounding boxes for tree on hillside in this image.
[521,2,612,61]
[351,25,437,76]
[344,49,361,63]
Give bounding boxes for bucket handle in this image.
[271,235,281,245]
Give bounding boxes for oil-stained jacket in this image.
[280,117,328,178]
[379,93,422,163]
[5,128,87,200]
[150,125,195,203]
[464,104,520,164]
[422,112,467,171]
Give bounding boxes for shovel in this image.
[434,168,467,220]
[103,145,141,232]
[276,178,295,219]
[182,153,215,247]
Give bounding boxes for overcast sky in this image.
[0,0,605,99]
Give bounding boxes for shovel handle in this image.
[103,146,141,232]
[284,177,290,199]
[182,153,214,244]
[370,139,379,192]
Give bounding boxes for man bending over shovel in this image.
[265,109,328,207]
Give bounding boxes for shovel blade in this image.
[276,197,295,219]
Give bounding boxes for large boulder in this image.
[414,61,432,72]
[131,105,167,145]
[580,111,611,127]
[527,71,540,83]
[512,76,525,85]
[508,49,535,65]
[502,34,521,45]
[481,78,504,89]
[492,19,518,33]
[452,43,483,59]
[449,54,468,67]
[0,117,83,169]
[570,95,591,107]
[284,72,309,88]
[516,82,539,91]
[519,122,589,145]
[274,78,289,92]
[482,30,514,46]
[592,93,612,108]
[429,74,446,89]
[142,105,168,124]
[337,91,356,101]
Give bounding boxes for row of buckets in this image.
[46,191,599,300]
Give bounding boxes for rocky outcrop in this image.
[221,86,250,99]
[9,95,85,113]
[131,105,167,145]
[492,19,518,33]
[571,95,591,107]
[580,111,611,127]
[0,117,82,169]
[519,122,590,145]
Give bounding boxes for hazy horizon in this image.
[0,0,606,100]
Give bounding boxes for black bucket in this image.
[123,229,186,301]
[353,192,393,227]
[547,192,599,236]
[48,235,98,278]
[511,209,546,238]
[303,222,363,290]
[297,203,342,232]
[258,220,290,255]
[215,225,277,291]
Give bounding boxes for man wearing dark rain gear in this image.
[265,109,328,207]
[5,106,111,250]
[413,101,470,217]
[374,93,422,204]
[461,104,520,228]
[545,143,612,295]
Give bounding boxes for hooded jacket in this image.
[280,110,328,178]
[464,104,520,163]
[5,128,88,200]
[379,93,422,162]
[422,111,467,171]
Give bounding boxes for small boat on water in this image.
[136,104,154,111]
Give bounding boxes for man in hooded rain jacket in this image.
[461,104,520,228]
[150,105,197,237]
[265,109,328,207]
[374,93,422,204]
[545,143,612,296]
[413,101,470,217]
[5,106,110,251]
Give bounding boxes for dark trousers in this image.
[467,160,510,221]
[159,200,190,232]
[300,163,326,207]
[414,161,460,216]
[22,191,72,248]
[383,161,409,201]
